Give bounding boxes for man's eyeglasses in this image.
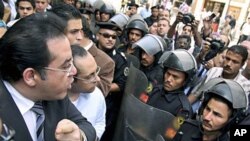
[74,66,101,82]
[43,62,74,77]
[99,32,117,39]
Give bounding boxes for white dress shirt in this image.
[72,87,106,139]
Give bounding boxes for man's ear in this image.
[22,68,37,87]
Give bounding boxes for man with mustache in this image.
[0,12,96,141]
[132,34,166,95]
[189,45,250,113]
[117,17,148,59]
[68,45,106,140]
[51,4,115,97]
[146,49,197,119]
[172,78,248,141]
[96,21,129,141]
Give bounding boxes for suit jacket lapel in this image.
[0,79,33,141]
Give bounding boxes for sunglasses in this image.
[99,32,117,39]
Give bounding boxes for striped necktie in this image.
[31,101,45,141]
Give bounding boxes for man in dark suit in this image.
[0,12,96,141]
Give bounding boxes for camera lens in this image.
[210,40,223,50]
[211,42,219,50]
[182,14,194,24]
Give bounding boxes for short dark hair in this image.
[0,12,66,82]
[151,5,159,10]
[186,0,193,6]
[49,3,82,22]
[183,24,192,30]
[71,45,88,76]
[177,34,191,43]
[227,45,248,65]
[71,44,88,59]
[16,0,36,9]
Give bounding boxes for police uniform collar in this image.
[141,65,152,70]
[161,87,184,101]
[163,92,178,102]
[163,88,184,96]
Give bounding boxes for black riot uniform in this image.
[147,49,198,119]
[172,78,248,141]
[101,49,129,141]
[117,15,149,59]
[132,34,167,92]
[140,65,163,89]
[105,49,129,120]
[172,119,229,141]
[147,85,192,118]
[96,21,129,141]
[108,49,129,94]
[117,43,141,59]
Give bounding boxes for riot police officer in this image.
[99,3,115,22]
[92,2,116,34]
[96,21,129,141]
[117,15,148,59]
[132,34,167,94]
[147,49,197,119]
[109,13,130,48]
[172,78,248,141]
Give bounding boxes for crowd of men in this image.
[0,0,250,141]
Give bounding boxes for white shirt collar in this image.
[84,40,93,51]
[3,80,34,115]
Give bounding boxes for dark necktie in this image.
[31,101,45,141]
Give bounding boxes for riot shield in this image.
[113,64,176,141]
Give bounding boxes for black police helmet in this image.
[158,49,197,86]
[199,78,248,132]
